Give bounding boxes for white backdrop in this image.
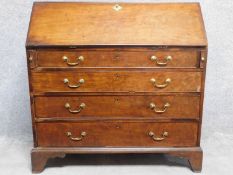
[0,0,233,144]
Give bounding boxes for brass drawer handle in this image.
[150,55,172,66]
[148,131,168,141]
[66,131,87,141]
[65,103,86,113]
[63,55,84,66]
[150,78,171,88]
[64,78,85,88]
[149,102,170,113]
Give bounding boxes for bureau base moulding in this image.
[31,147,203,173]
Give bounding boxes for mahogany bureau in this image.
[26,2,207,173]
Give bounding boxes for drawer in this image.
[31,71,202,93]
[35,95,200,119]
[36,121,198,147]
[35,49,200,68]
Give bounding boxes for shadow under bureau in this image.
[26,2,207,173]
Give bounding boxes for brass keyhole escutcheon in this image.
[114,98,120,104]
[113,54,120,61]
[114,73,120,80]
[113,4,122,11]
[115,125,120,129]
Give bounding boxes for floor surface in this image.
[0,132,232,175]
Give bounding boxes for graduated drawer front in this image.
[35,95,200,119]
[36,122,198,147]
[36,49,200,68]
[31,71,202,93]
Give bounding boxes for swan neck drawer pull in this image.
[149,102,170,113]
[66,131,87,141]
[150,55,172,66]
[150,78,171,88]
[148,131,168,141]
[63,56,84,66]
[64,78,85,88]
[65,103,86,113]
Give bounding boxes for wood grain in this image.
[35,48,200,68]
[26,2,207,47]
[26,2,207,173]
[31,71,202,93]
[31,150,65,173]
[35,95,200,119]
[36,121,198,147]
[31,147,202,173]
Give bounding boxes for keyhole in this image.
[114,73,120,80]
[113,54,120,61]
[114,98,120,104]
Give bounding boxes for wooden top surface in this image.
[26,2,207,47]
